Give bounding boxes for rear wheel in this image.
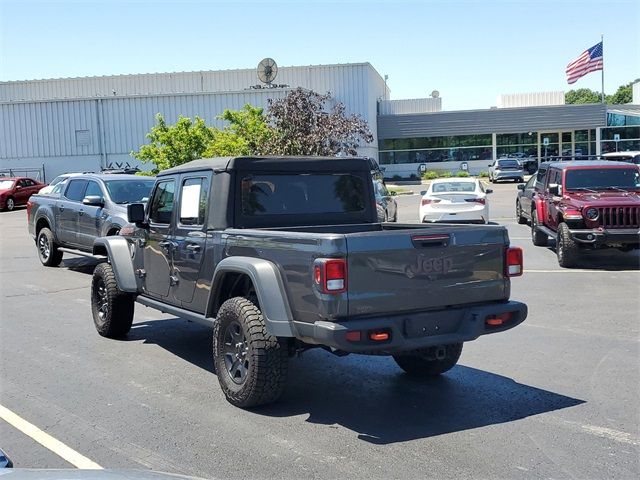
[531,210,548,246]
[516,200,527,224]
[556,222,579,268]
[36,227,63,267]
[91,262,135,337]
[393,343,463,377]
[213,297,288,408]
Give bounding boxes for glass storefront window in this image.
[496,132,537,145]
[600,126,640,141]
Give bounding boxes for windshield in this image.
[431,182,476,193]
[49,175,66,186]
[104,179,155,204]
[565,168,640,190]
[241,174,365,215]
[0,180,15,190]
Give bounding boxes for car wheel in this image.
[393,343,463,377]
[556,222,579,268]
[91,262,135,338]
[36,227,63,267]
[213,296,289,408]
[5,197,15,211]
[531,210,548,246]
[516,200,527,224]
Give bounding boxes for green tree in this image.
[266,88,373,156]
[132,114,215,174]
[203,105,274,157]
[607,79,637,104]
[565,88,601,104]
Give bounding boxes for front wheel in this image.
[556,222,579,268]
[213,297,288,408]
[36,228,63,267]
[393,343,463,377]
[516,200,527,224]
[5,197,15,211]
[91,262,135,338]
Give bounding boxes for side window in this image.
[149,180,175,224]
[65,179,88,202]
[84,181,103,198]
[525,176,535,189]
[546,169,559,190]
[179,177,208,226]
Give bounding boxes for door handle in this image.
[79,209,84,216]
[186,244,201,253]
[58,205,65,212]
[158,240,176,252]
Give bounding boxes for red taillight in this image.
[314,258,347,294]
[505,247,523,277]
[465,198,486,205]
[421,198,441,206]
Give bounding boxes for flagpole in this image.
[601,34,605,103]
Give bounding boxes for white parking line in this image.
[525,269,639,273]
[0,404,102,469]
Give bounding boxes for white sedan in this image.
[419,177,492,224]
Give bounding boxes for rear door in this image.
[77,180,105,249]
[57,179,88,246]
[345,225,509,317]
[143,178,176,300]
[171,173,211,306]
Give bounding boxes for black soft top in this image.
[159,156,372,176]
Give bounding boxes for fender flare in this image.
[208,256,295,338]
[92,237,137,292]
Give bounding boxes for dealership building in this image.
[1,62,639,180]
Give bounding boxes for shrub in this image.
[422,170,439,180]
[456,171,470,177]
[409,173,419,180]
[478,171,490,178]
[392,174,402,181]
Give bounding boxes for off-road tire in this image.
[556,222,579,268]
[36,227,63,267]
[393,343,463,377]
[516,200,527,224]
[531,210,548,246]
[213,297,288,408]
[5,196,15,211]
[91,262,134,338]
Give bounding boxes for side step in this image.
[58,247,107,260]
[135,295,214,328]
[535,224,557,240]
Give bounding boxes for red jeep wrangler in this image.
[530,161,640,267]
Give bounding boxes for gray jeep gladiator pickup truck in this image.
[90,156,527,407]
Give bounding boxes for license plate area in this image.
[402,310,464,338]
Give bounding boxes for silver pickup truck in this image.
[89,156,527,407]
[27,174,155,266]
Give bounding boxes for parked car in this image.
[0,177,47,211]
[419,177,492,224]
[27,174,156,266]
[602,151,640,165]
[515,175,537,224]
[529,160,640,267]
[373,179,398,222]
[88,156,527,408]
[488,158,525,183]
[38,172,86,195]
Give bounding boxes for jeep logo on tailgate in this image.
[405,254,454,278]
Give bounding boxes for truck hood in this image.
[564,191,640,206]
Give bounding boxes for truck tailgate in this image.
[345,225,509,316]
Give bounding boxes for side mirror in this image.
[420,190,427,196]
[485,188,494,194]
[517,184,525,191]
[548,183,561,196]
[82,195,104,207]
[488,164,493,167]
[127,203,146,226]
[15,185,22,190]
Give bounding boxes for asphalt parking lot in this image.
[1,181,639,479]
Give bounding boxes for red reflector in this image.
[505,247,523,277]
[345,331,361,342]
[486,318,503,326]
[314,265,321,284]
[369,331,390,341]
[486,312,514,326]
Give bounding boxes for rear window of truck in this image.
[240,173,366,216]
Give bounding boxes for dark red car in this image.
[0,177,47,211]
[529,161,640,267]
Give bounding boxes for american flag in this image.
[566,42,603,84]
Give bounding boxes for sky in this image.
[0,0,638,111]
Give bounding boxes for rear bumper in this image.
[493,171,524,180]
[570,228,640,246]
[295,300,527,354]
